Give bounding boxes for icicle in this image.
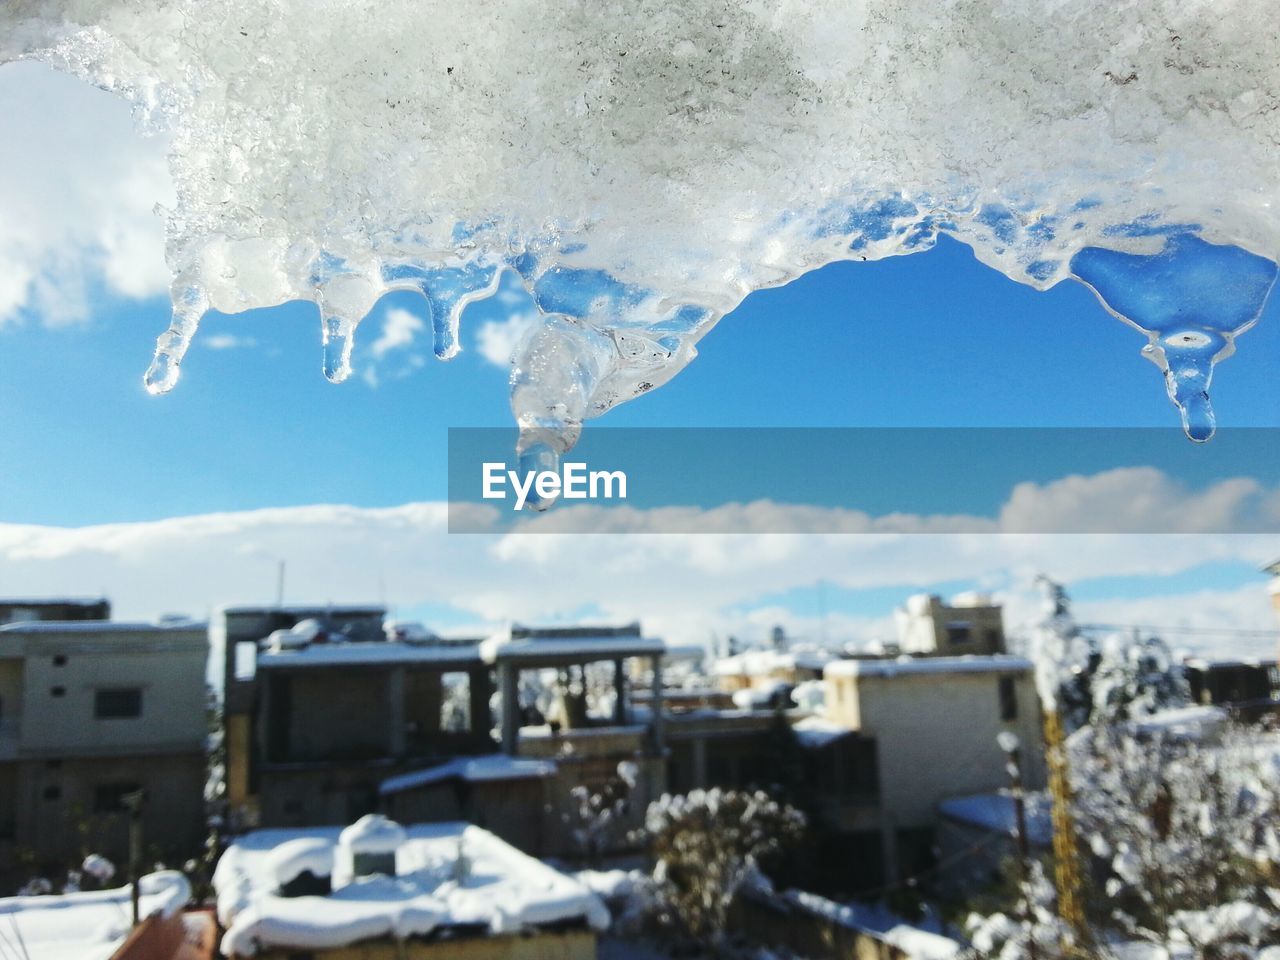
[422,263,501,360]
[1071,234,1277,442]
[144,281,209,395]
[314,273,379,384]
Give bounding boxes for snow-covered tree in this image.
[643,788,804,953]
[1026,576,1096,733]
[1069,722,1280,955]
[1088,630,1190,726]
[1026,577,1190,731]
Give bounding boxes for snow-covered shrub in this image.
[1089,632,1190,726]
[965,861,1076,960]
[643,788,805,952]
[567,766,636,866]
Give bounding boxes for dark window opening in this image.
[945,622,972,645]
[94,688,143,719]
[94,782,142,814]
[998,676,1018,721]
[50,686,66,698]
[52,655,67,667]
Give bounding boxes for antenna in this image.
[276,561,285,608]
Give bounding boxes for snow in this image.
[384,620,439,643]
[574,869,639,901]
[267,838,335,889]
[0,871,190,960]
[0,620,201,634]
[783,891,960,960]
[379,755,556,795]
[1129,705,1228,740]
[824,655,1034,679]
[713,648,834,677]
[938,790,1054,846]
[257,640,481,668]
[480,630,664,664]
[791,715,853,750]
[215,821,609,957]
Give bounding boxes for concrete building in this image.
[221,614,670,859]
[894,592,1007,657]
[218,605,492,831]
[0,620,209,883]
[822,655,1045,888]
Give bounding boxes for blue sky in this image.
[4,234,1280,526]
[1,60,1279,658]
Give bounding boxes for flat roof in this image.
[257,641,483,669]
[0,620,205,634]
[825,655,1033,679]
[215,821,608,955]
[480,631,665,665]
[0,871,190,960]
[220,604,386,616]
[939,790,1053,846]
[380,755,556,795]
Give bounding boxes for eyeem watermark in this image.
[482,462,628,511]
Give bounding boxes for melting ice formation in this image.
[4,0,1280,473]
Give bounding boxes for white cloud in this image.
[203,334,258,350]
[0,501,1273,662]
[0,61,172,326]
[474,308,539,367]
[369,308,425,360]
[359,307,427,386]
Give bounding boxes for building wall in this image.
[895,595,1006,657]
[0,660,23,760]
[18,627,207,756]
[273,671,392,762]
[13,751,206,872]
[855,669,1044,827]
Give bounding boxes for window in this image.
[998,676,1018,721]
[945,621,972,645]
[94,688,143,719]
[94,782,142,814]
[50,686,65,698]
[52,655,67,667]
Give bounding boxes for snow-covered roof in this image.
[792,716,855,749]
[380,755,556,795]
[938,790,1053,846]
[825,654,1033,679]
[480,628,664,665]
[221,603,386,616]
[0,620,205,634]
[782,890,961,960]
[712,648,835,676]
[0,871,190,960]
[1129,705,1228,740]
[214,821,608,956]
[257,641,482,669]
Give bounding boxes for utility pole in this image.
[998,731,1037,960]
[123,789,147,926]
